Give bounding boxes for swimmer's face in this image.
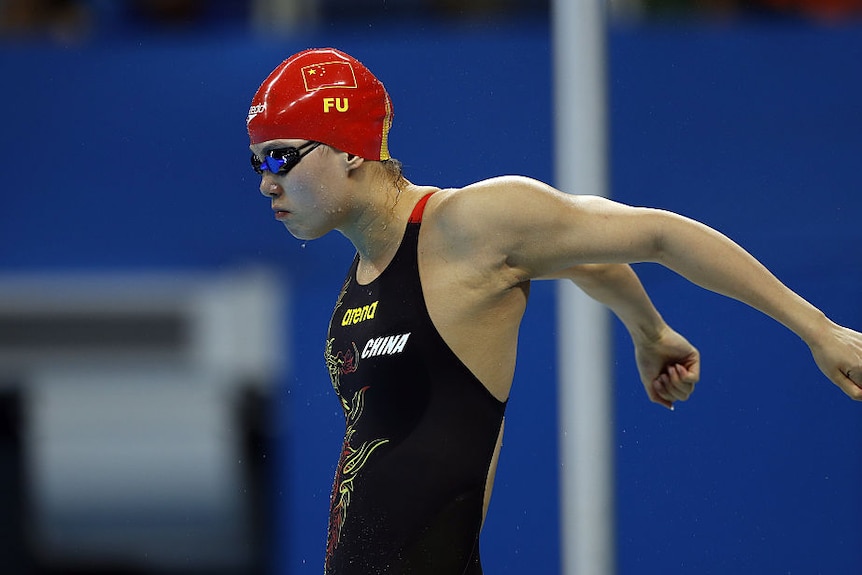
[251,139,351,241]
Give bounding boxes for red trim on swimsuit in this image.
[408,192,435,224]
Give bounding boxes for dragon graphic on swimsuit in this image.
[324,276,390,563]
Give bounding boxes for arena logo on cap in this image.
[302,61,358,92]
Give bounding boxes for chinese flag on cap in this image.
[302,61,358,92]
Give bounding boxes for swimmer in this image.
[246,47,862,575]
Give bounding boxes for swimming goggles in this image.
[251,141,321,175]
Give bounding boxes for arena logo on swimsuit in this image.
[361,333,410,358]
[341,301,378,325]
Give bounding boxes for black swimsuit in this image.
[323,193,507,574]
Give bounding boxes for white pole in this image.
[551,2,614,575]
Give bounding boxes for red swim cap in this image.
[247,48,393,161]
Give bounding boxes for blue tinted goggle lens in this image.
[250,141,321,175]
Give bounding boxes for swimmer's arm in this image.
[493,176,819,336]
[542,263,700,408]
[539,264,664,341]
[454,176,862,400]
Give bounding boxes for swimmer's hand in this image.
[633,325,700,410]
[807,321,862,401]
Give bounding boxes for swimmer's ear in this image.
[345,152,365,173]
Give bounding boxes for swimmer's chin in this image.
[283,225,328,242]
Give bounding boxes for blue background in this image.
[1,18,860,575]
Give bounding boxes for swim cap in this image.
[247,48,393,161]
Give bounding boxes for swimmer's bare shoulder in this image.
[422,176,579,284]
